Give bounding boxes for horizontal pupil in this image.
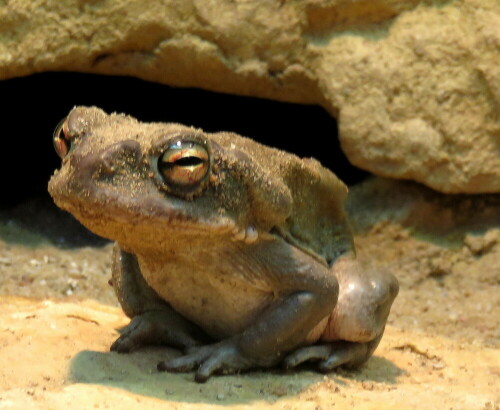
[172,156,204,167]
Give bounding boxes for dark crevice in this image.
[1,71,369,210]
[0,71,370,246]
[91,52,113,65]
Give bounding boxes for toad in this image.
[48,106,398,382]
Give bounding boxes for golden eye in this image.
[158,141,209,186]
[53,117,70,159]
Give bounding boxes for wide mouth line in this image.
[52,191,237,236]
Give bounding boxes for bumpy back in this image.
[276,157,354,266]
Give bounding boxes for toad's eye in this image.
[53,118,70,159]
[158,141,209,186]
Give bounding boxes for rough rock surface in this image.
[1,0,499,193]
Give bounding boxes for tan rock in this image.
[1,0,499,192]
[323,0,500,193]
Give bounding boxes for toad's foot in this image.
[111,310,205,353]
[283,335,383,372]
[157,339,257,383]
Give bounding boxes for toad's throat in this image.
[136,248,275,339]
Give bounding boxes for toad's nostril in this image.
[101,154,116,174]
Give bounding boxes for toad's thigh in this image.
[321,255,399,343]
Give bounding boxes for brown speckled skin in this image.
[49,106,398,382]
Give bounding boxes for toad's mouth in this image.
[48,171,237,246]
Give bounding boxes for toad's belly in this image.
[137,256,274,339]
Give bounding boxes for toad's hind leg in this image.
[110,244,208,353]
[284,255,398,371]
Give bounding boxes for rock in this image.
[328,1,500,194]
[1,0,499,192]
[346,177,500,235]
[464,229,500,256]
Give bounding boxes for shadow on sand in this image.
[68,347,404,405]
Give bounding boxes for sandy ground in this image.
[0,178,498,409]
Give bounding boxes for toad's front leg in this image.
[158,244,340,382]
[110,245,207,352]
